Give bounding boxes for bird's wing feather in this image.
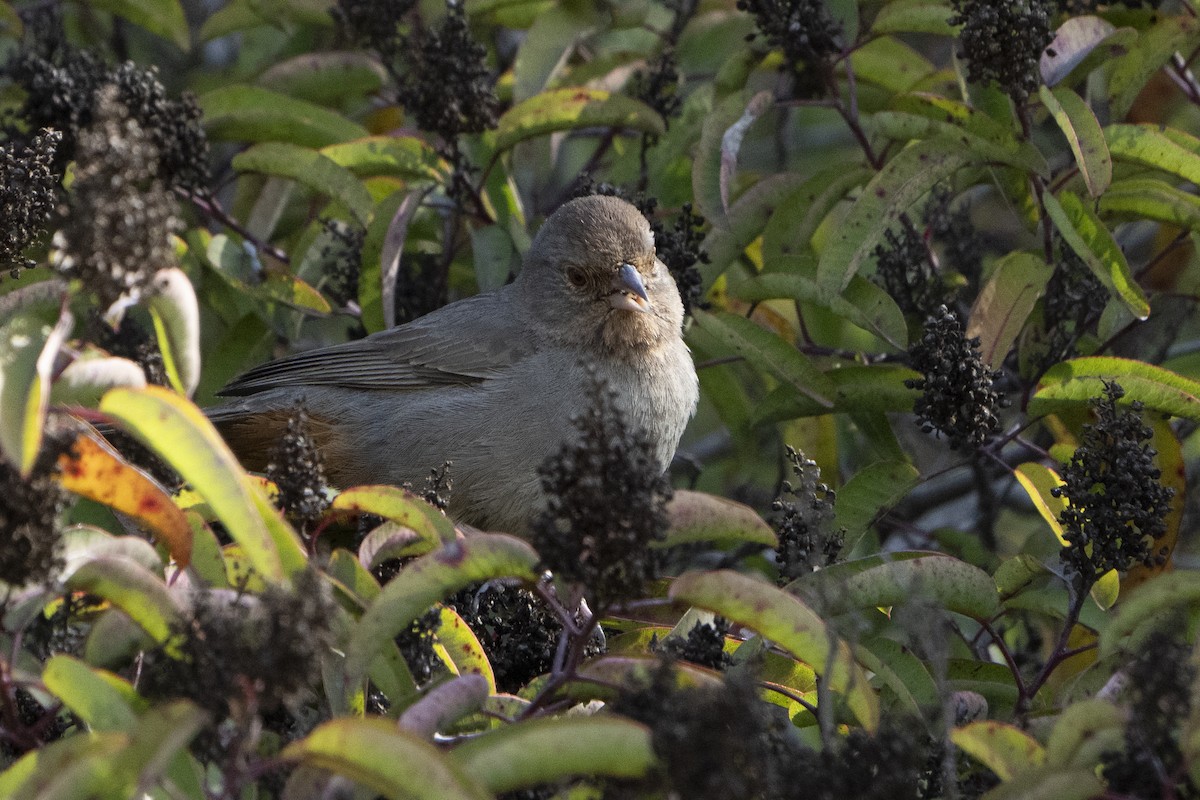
[217,290,533,396]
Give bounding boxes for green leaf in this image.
[1012,463,1067,542]
[66,557,182,643]
[752,364,919,424]
[282,718,490,800]
[1039,86,1110,198]
[817,138,976,293]
[470,224,518,292]
[669,570,880,730]
[42,655,140,731]
[870,1,955,36]
[952,721,1045,781]
[663,490,778,548]
[856,636,940,714]
[730,266,908,351]
[994,554,1048,598]
[832,460,920,553]
[199,85,369,148]
[449,717,655,793]
[978,766,1104,800]
[848,35,935,93]
[89,0,189,49]
[966,252,1054,368]
[432,608,496,694]
[700,173,808,287]
[344,534,539,685]
[1045,699,1123,768]
[0,308,71,476]
[1107,15,1200,119]
[1098,177,1200,234]
[1040,16,1129,87]
[511,0,599,100]
[868,111,1046,175]
[232,143,374,226]
[321,136,447,182]
[1105,124,1200,185]
[99,386,306,582]
[1041,190,1149,320]
[691,309,835,408]
[331,485,453,547]
[492,88,664,153]
[258,52,387,106]
[146,267,201,398]
[692,89,762,225]
[794,553,1000,620]
[1030,356,1200,422]
[760,165,875,263]
[1100,571,1200,656]
[0,731,129,799]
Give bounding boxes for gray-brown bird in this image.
[210,195,699,534]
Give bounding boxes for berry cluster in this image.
[658,618,733,671]
[531,373,672,608]
[736,0,843,97]
[1101,629,1197,797]
[772,447,843,582]
[317,219,365,308]
[873,187,978,318]
[1039,243,1106,367]
[0,129,60,279]
[332,0,416,61]
[139,569,334,758]
[629,50,683,127]
[5,50,208,189]
[265,405,331,527]
[54,88,181,311]
[0,448,67,587]
[906,306,1005,450]
[1053,382,1174,587]
[949,0,1053,102]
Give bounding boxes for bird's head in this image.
[519,195,685,355]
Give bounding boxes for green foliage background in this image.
[2,0,1200,796]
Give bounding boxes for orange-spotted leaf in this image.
[57,433,191,567]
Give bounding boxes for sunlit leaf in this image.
[1030,356,1200,422]
[66,557,182,644]
[1039,86,1110,197]
[449,717,655,793]
[232,143,374,226]
[1107,15,1200,119]
[1098,177,1200,234]
[282,718,490,800]
[952,721,1045,781]
[0,308,71,475]
[663,489,777,548]
[669,570,880,730]
[492,89,664,153]
[56,433,192,567]
[1105,124,1200,185]
[321,136,447,182]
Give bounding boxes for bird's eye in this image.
[566,267,587,288]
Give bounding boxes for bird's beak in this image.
[610,263,651,313]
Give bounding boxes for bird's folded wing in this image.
[217,292,533,396]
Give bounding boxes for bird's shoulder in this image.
[217,288,536,396]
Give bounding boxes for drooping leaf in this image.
[491,89,664,153]
[145,267,202,398]
[89,0,189,49]
[232,143,374,226]
[1098,177,1200,234]
[321,136,447,182]
[817,138,976,293]
[56,433,192,567]
[343,535,539,685]
[282,718,490,800]
[331,485,453,547]
[1107,15,1200,119]
[1105,124,1200,185]
[669,570,880,730]
[432,606,497,694]
[0,308,71,475]
[199,85,369,148]
[1040,15,1118,86]
[1039,86,1111,197]
[99,386,306,582]
[1041,190,1149,319]
[832,460,920,553]
[1030,356,1200,422]
[42,655,141,731]
[691,309,835,408]
[966,252,1054,369]
[448,717,655,793]
[952,721,1045,781]
[662,489,777,548]
[794,552,1000,621]
[66,557,183,644]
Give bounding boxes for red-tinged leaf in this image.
[57,433,192,567]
